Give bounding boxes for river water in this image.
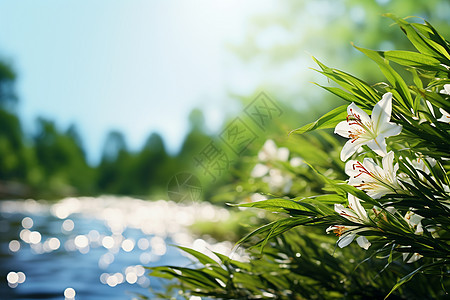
[0,196,235,299]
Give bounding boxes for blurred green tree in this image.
[178,109,211,161]
[33,118,95,196]
[0,60,16,107]
[97,130,132,194]
[0,60,33,197]
[131,133,172,196]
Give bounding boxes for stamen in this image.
[346,108,373,143]
[340,212,353,218]
[348,128,365,143]
[372,208,379,217]
[333,226,346,236]
[352,161,375,178]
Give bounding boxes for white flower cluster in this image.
[251,139,303,194]
[327,91,447,261]
[328,92,402,250]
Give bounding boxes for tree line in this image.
[0,60,213,199]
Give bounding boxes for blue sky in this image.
[0,0,277,164]
[2,1,449,165]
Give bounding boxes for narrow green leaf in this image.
[385,266,424,299]
[382,50,445,70]
[421,20,450,60]
[312,57,380,105]
[176,246,219,267]
[238,198,315,215]
[314,84,361,103]
[289,104,347,135]
[384,14,439,57]
[354,44,414,109]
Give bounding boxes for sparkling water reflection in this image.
[0,196,236,299]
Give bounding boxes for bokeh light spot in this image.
[102,236,115,249]
[121,238,135,252]
[21,217,33,229]
[62,219,75,232]
[64,287,76,299]
[9,240,20,252]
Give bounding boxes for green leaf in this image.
[353,44,414,110]
[176,246,220,267]
[314,84,361,103]
[289,104,348,135]
[238,198,316,215]
[384,14,450,62]
[385,266,424,299]
[237,216,330,251]
[150,266,222,289]
[312,57,380,106]
[420,20,450,60]
[381,50,446,71]
[309,194,346,205]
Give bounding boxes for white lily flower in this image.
[398,155,438,185]
[438,84,450,123]
[404,211,424,235]
[325,226,371,250]
[401,246,423,263]
[251,163,270,178]
[252,140,293,193]
[334,194,369,223]
[326,194,371,250]
[289,157,304,168]
[439,83,450,95]
[409,156,436,174]
[335,92,402,161]
[437,108,450,123]
[403,252,423,263]
[346,151,402,199]
[409,155,437,182]
[258,139,289,162]
[262,169,293,193]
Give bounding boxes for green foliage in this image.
[95,110,214,198]
[149,232,445,299]
[0,60,16,107]
[0,70,215,198]
[148,17,450,299]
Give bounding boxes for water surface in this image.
[0,197,233,299]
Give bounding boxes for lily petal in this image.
[379,122,403,138]
[382,152,395,175]
[437,108,450,123]
[356,236,371,250]
[372,92,393,132]
[366,138,387,157]
[337,232,356,248]
[440,84,450,95]
[347,102,371,124]
[334,203,359,220]
[334,120,354,138]
[341,138,367,161]
[348,194,367,220]
[345,160,359,177]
